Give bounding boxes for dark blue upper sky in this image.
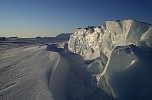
[0,0,152,37]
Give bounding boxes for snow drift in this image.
[0,44,70,100]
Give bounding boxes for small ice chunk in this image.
[87,60,104,75]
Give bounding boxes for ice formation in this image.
[98,45,152,100]
[68,19,152,59]
[68,19,152,100]
[1,19,152,100]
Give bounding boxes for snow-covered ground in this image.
[0,43,54,100]
[0,41,70,100]
[0,41,113,100]
[1,19,152,100]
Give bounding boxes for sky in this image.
[0,0,152,37]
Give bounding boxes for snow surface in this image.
[1,19,152,100]
[0,41,114,100]
[0,44,55,100]
[0,42,70,100]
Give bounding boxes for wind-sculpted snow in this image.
[68,19,152,59]
[0,44,56,100]
[0,43,70,100]
[48,46,70,100]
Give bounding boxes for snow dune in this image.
[47,45,70,100]
[0,43,69,100]
[0,42,112,100]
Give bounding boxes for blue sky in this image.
[0,0,152,37]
